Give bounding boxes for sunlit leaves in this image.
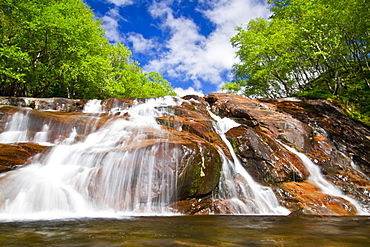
[225,0,370,98]
[0,0,175,99]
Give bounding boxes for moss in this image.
[189,161,202,196]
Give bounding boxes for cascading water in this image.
[282,143,368,215]
[0,96,292,220]
[82,99,106,114]
[0,111,30,143]
[0,97,183,220]
[210,113,290,215]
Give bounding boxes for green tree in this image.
[225,0,370,98]
[0,0,175,99]
[104,43,176,98]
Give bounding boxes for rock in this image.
[205,93,370,215]
[0,143,48,172]
[1,94,370,216]
[273,98,370,212]
[0,96,86,112]
[204,93,311,151]
[226,125,310,185]
[276,181,357,216]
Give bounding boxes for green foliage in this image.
[224,0,370,125]
[295,75,370,126]
[0,0,175,99]
[225,0,370,99]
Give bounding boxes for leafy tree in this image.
[225,0,370,98]
[104,43,176,98]
[0,0,175,99]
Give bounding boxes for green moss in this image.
[188,158,202,197]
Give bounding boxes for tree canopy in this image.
[0,0,176,99]
[223,0,370,125]
[224,0,370,98]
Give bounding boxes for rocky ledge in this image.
[0,93,369,216]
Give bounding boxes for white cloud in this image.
[174,87,204,97]
[101,7,124,42]
[127,33,156,53]
[144,0,271,92]
[98,0,270,93]
[106,0,134,7]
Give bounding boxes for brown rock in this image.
[275,181,357,216]
[226,125,310,185]
[0,143,48,173]
[205,93,311,151]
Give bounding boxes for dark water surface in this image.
[0,216,369,246]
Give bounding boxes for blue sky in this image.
[84,0,271,96]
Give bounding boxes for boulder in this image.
[0,143,48,172]
[1,94,369,216]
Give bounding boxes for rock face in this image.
[204,93,370,215]
[0,94,369,216]
[0,143,48,172]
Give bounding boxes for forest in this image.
[0,0,176,99]
[1,0,369,125]
[224,0,370,125]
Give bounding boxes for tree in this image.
[225,0,370,98]
[104,43,176,98]
[0,0,175,99]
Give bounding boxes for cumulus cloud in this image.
[126,33,156,53]
[106,0,134,7]
[174,87,204,97]
[144,0,271,91]
[101,7,124,42]
[98,0,271,93]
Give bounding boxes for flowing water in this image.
[0,97,289,220]
[282,143,368,215]
[0,97,369,245]
[210,113,289,215]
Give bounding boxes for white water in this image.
[0,97,292,220]
[282,143,368,215]
[82,99,105,114]
[210,113,290,215]
[0,111,30,143]
[0,97,185,220]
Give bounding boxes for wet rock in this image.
[273,99,370,212]
[0,143,48,172]
[156,97,231,158]
[0,96,86,112]
[275,181,357,216]
[169,195,214,215]
[226,125,310,185]
[1,94,370,216]
[205,93,311,151]
[205,93,370,215]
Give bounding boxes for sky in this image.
[83,0,271,96]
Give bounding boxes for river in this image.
[0,216,369,246]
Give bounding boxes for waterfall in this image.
[82,99,105,114]
[282,143,368,215]
[0,97,183,220]
[210,113,290,215]
[0,97,292,220]
[0,111,30,143]
[33,124,50,144]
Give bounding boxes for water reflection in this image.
[0,216,369,246]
